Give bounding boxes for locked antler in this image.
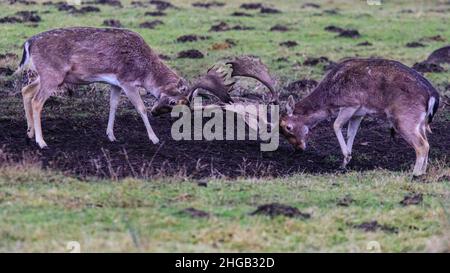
[187,66,235,104]
[226,56,279,104]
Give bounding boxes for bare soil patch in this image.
[250,203,311,219]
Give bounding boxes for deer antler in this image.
[226,56,279,104]
[187,66,235,104]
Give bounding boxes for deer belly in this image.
[355,106,385,118]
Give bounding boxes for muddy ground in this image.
[1,86,450,180]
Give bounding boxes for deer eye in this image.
[286,124,293,132]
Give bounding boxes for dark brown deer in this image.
[15,27,232,148]
[228,57,440,177]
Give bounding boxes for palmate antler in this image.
[189,57,279,134]
[187,66,235,104]
[226,56,279,104]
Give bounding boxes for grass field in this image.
[0,0,450,252]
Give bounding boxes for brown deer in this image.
[228,57,440,177]
[15,27,232,149]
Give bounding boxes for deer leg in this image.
[21,78,40,139]
[396,113,429,177]
[346,115,364,156]
[334,107,359,168]
[419,117,430,174]
[106,86,121,142]
[31,88,52,149]
[123,86,159,144]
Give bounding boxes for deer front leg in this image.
[123,86,160,144]
[333,107,359,169]
[106,86,121,142]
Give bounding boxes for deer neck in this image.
[146,60,182,98]
[295,89,332,128]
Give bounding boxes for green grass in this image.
[1,0,450,252]
[0,164,449,252]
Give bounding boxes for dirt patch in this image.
[279,41,298,48]
[323,9,340,15]
[149,0,175,11]
[275,57,289,63]
[84,0,122,7]
[211,40,236,50]
[420,35,446,42]
[302,3,320,8]
[192,1,225,8]
[352,221,398,233]
[209,22,254,32]
[231,12,253,17]
[179,208,210,218]
[324,25,344,33]
[0,10,41,24]
[2,84,450,180]
[55,3,101,14]
[337,195,354,206]
[250,203,310,219]
[103,19,122,28]
[176,34,210,43]
[73,6,101,14]
[0,53,18,61]
[158,54,171,61]
[270,24,289,32]
[9,0,37,4]
[139,20,164,29]
[285,79,318,93]
[145,11,166,16]
[260,7,281,14]
[406,41,426,48]
[337,29,360,38]
[426,46,450,64]
[240,3,263,10]
[0,67,14,77]
[131,1,147,7]
[324,25,360,38]
[177,49,204,59]
[412,61,445,73]
[400,193,423,206]
[357,41,373,46]
[303,56,332,67]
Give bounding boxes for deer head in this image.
[150,66,235,116]
[226,56,309,150]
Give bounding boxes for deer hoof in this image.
[411,174,427,182]
[151,138,160,145]
[339,155,352,169]
[38,142,48,149]
[107,132,117,142]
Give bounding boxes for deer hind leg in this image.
[396,113,429,177]
[31,86,53,149]
[106,86,122,142]
[333,107,359,168]
[346,115,364,156]
[21,78,40,139]
[123,86,159,144]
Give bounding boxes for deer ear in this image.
[286,95,295,116]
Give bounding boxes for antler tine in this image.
[226,56,279,104]
[188,65,235,104]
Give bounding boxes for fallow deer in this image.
[15,27,233,148]
[227,57,440,177]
